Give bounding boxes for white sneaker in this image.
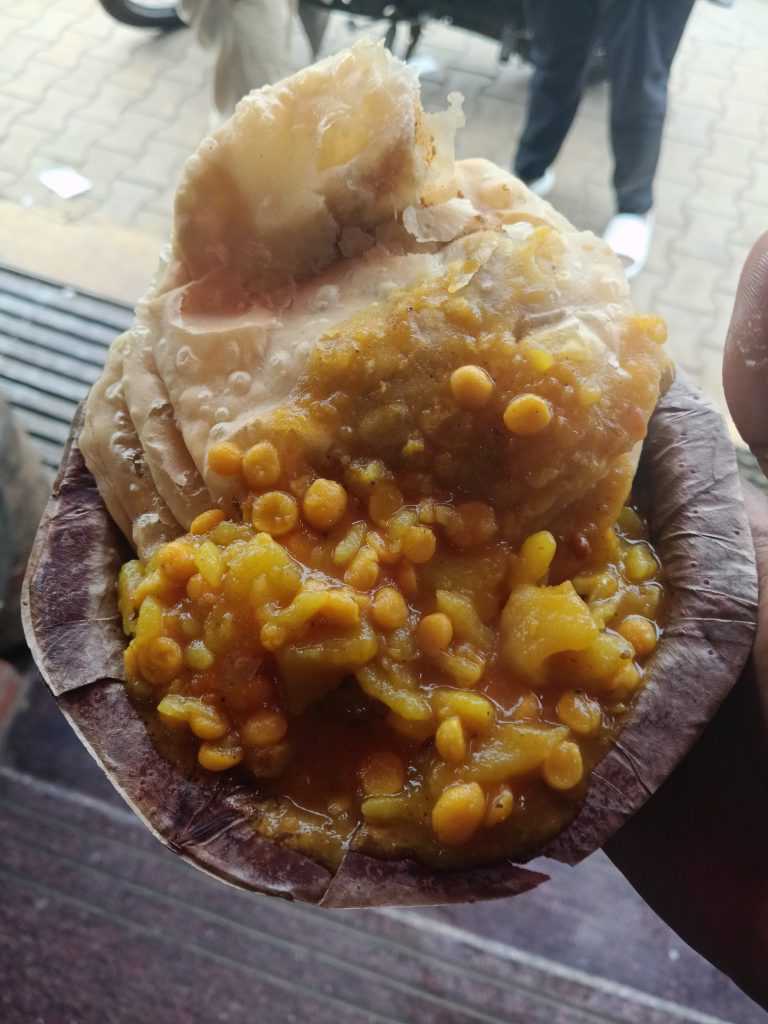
[602,211,655,280]
[524,167,556,199]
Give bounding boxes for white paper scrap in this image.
[37,167,92,200]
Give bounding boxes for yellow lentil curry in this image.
[118,251,667,870]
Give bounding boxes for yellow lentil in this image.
[189,705,230,741]
[190,509,226,535]
[624,543,658,583]
[503,394,552,435]
[434,689,495,736]
[609,662,642,696]
[618,506,644,536]
[416,612,453,657]
[484,785,515,827]
[260,623,287,652]
[512,692,541,720]
[156,694,195,726]
[401,525,437,564]
[562,632,633,685]
[135,595,163,645]
[204,608,235,654]
[157,541,197,584]
[370,586,409,630]
[365,530,396,566]
[432,783,486,845]
[449,365,494,409]
[516,530,557,584]
[525,348,553,372]
[194,540,226,587]
[123,643,139,678]
[332,522,367,565]
[210,521,246,546]
[302,478,348,531]
[185,640,215,671]
[186,572,217,603]
[360,795,407,821]
[542,741,583,790]
[207,441,243,477]
[198,740,243,772]
[437,647,485,688]
[345,546,380,590]
[242,441,281,489]
[251,491,299,536]
[435,715,467,764]
[138,636,182,685]
[360,752,406,797]
[617,616,658,656]
[241,711,288,748]
[556,690,602,735]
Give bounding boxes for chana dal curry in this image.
[80,42,670,871]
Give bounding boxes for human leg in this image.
[513,0,600,184]
[601,0,693,277]
[298,0,329,58]
[213,0,297,120]
[180,0,298,123]
[604,0,694,214]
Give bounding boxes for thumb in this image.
[723,231,768,478]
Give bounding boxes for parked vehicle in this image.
[303,0,532,63]
[97,0,183,30]
[96,0,531,64]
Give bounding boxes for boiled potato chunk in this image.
[500,582,599,682]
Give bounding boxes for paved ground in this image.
[1,0,767,420]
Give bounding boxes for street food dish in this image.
[22,42,758,905]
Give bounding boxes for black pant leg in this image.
[603,0,695,214]
[514,0,601,182]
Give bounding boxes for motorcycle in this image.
[302,1,532,64]
[97,0,183,30]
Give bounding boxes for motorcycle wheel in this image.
[97,0,184,30]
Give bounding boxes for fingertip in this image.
[723,231,768,465]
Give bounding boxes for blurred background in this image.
[0,1,767,1022]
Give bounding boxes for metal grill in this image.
[0,264,131,472]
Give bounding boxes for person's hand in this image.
[605,232,768,1010]
[724,231,768,738]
